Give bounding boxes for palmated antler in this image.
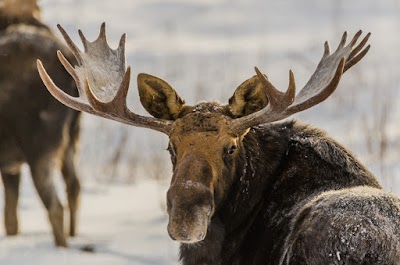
[37,23,173,135]
[230,31,370,135]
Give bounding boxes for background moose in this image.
[0,0,81,246]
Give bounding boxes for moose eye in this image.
[227,145,237,155]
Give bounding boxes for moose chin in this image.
[37,23,400,264]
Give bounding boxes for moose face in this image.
[166,110,243,243]
[37,23,370,244]
[135,73,267,243]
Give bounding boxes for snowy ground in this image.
[0,170,179,265]
[1,0,400,264]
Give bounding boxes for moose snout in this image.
[167,219,207,243]
[166,183,214,244]
[166,202,212,243]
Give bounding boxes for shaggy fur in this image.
[179,120,400,264]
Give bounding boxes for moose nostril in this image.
[168,227,191,242]
[168,232,177,241]
[197,232,205,241]
[167,227,177,241]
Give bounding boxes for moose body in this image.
[37,23,400,263]
[0,0,80,246]
[179,119,400,264]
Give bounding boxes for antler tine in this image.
[229,67,297,134]
[254,67,295,110]
[349,30,363,47]
[348,32,369,59]
[37,23,173,135]
[336,31,347,51]
[37,59,93,113]
[344,32,370,72]
[56,50,89,103]
[119,33,126,48]
[57,24,83,65]
[78,29,89,52]
[111,66,131,107]
[230,31,371,135]
[57,50,79,84]
[323,41,331,58]
[344,44,370,73]
[99,22,107,40]
[118,33,127,66]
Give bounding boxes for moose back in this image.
[37,23,400,264]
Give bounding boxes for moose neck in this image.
[220,122,292,250]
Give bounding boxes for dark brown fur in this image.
[133,72,400,264]
[0,1,81,247]
[178,118,400,265]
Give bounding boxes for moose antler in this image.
[37,23,173,135]
[230,31,370,135]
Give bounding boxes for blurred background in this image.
[1,0,400,264]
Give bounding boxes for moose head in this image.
[37,23,370,244]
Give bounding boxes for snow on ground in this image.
[0,167,179,265]
[1,0,400,264]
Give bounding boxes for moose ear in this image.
[228,75,269,117]
[137,73,185,120]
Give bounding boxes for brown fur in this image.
[0,1,81,247]
[136,73,400,264]
[280,186,400,264]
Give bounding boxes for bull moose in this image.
[0,0,80,246]
[37,23,400,264]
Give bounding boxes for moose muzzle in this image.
[166,181,214,243]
